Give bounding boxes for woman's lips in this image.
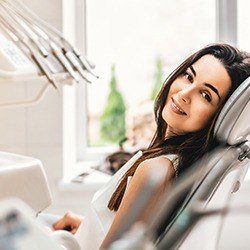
[170,98,187,115]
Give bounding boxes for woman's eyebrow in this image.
[204,83,221,100]
[189,65,196,76]
[189,65,221,100]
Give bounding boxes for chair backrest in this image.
[0,151,52,215]
[153,76,250,249]
[177,155,249,250]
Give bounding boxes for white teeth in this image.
[173,102,185,114]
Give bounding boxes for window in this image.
[62,0,243,182]
[86,0,216,149]
[238,0,250,51]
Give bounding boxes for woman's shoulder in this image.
[136,155,176,180]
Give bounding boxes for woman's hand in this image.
[52,212,83,234]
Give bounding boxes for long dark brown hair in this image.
[108,43,250,211]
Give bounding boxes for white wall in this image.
[0,0,96,216]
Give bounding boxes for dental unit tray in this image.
[0,151,52,215]
[0,0,98,107]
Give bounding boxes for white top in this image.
[74,150,178,250]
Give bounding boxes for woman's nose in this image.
[178,86,193,104]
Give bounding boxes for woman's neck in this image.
[165,126,182,138]
[165,126,175,139]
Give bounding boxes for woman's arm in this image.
[100,156,175,249]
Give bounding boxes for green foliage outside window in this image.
[150,58,164,100]
[100,65,126,143]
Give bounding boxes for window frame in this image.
[62,0,238,182]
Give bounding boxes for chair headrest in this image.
[214,76,250,145]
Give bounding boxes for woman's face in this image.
[162,55,232,135]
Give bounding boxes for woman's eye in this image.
[202,92,212,102]
[184,72,193,83]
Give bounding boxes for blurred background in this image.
[87,0,249,149]
[0,0,249,216]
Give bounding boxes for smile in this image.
[170,98,187,115]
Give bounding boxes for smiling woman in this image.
[107,44,250,213]
[53,44,250,250]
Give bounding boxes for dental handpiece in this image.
[67,45,99,78]
[30,49,58,89]
[50,41,80,83]
[0,16,57,89]
[5,0,99,78]
[64,50,91,83]
[30,25,92,83]
[78,54,99,79]
[3,6,85,83]
[30,24,98,81]
[0,2,49,58]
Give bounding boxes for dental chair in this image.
[107,76,250,250]
[155,76,250,250]
[153,76,250,249]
